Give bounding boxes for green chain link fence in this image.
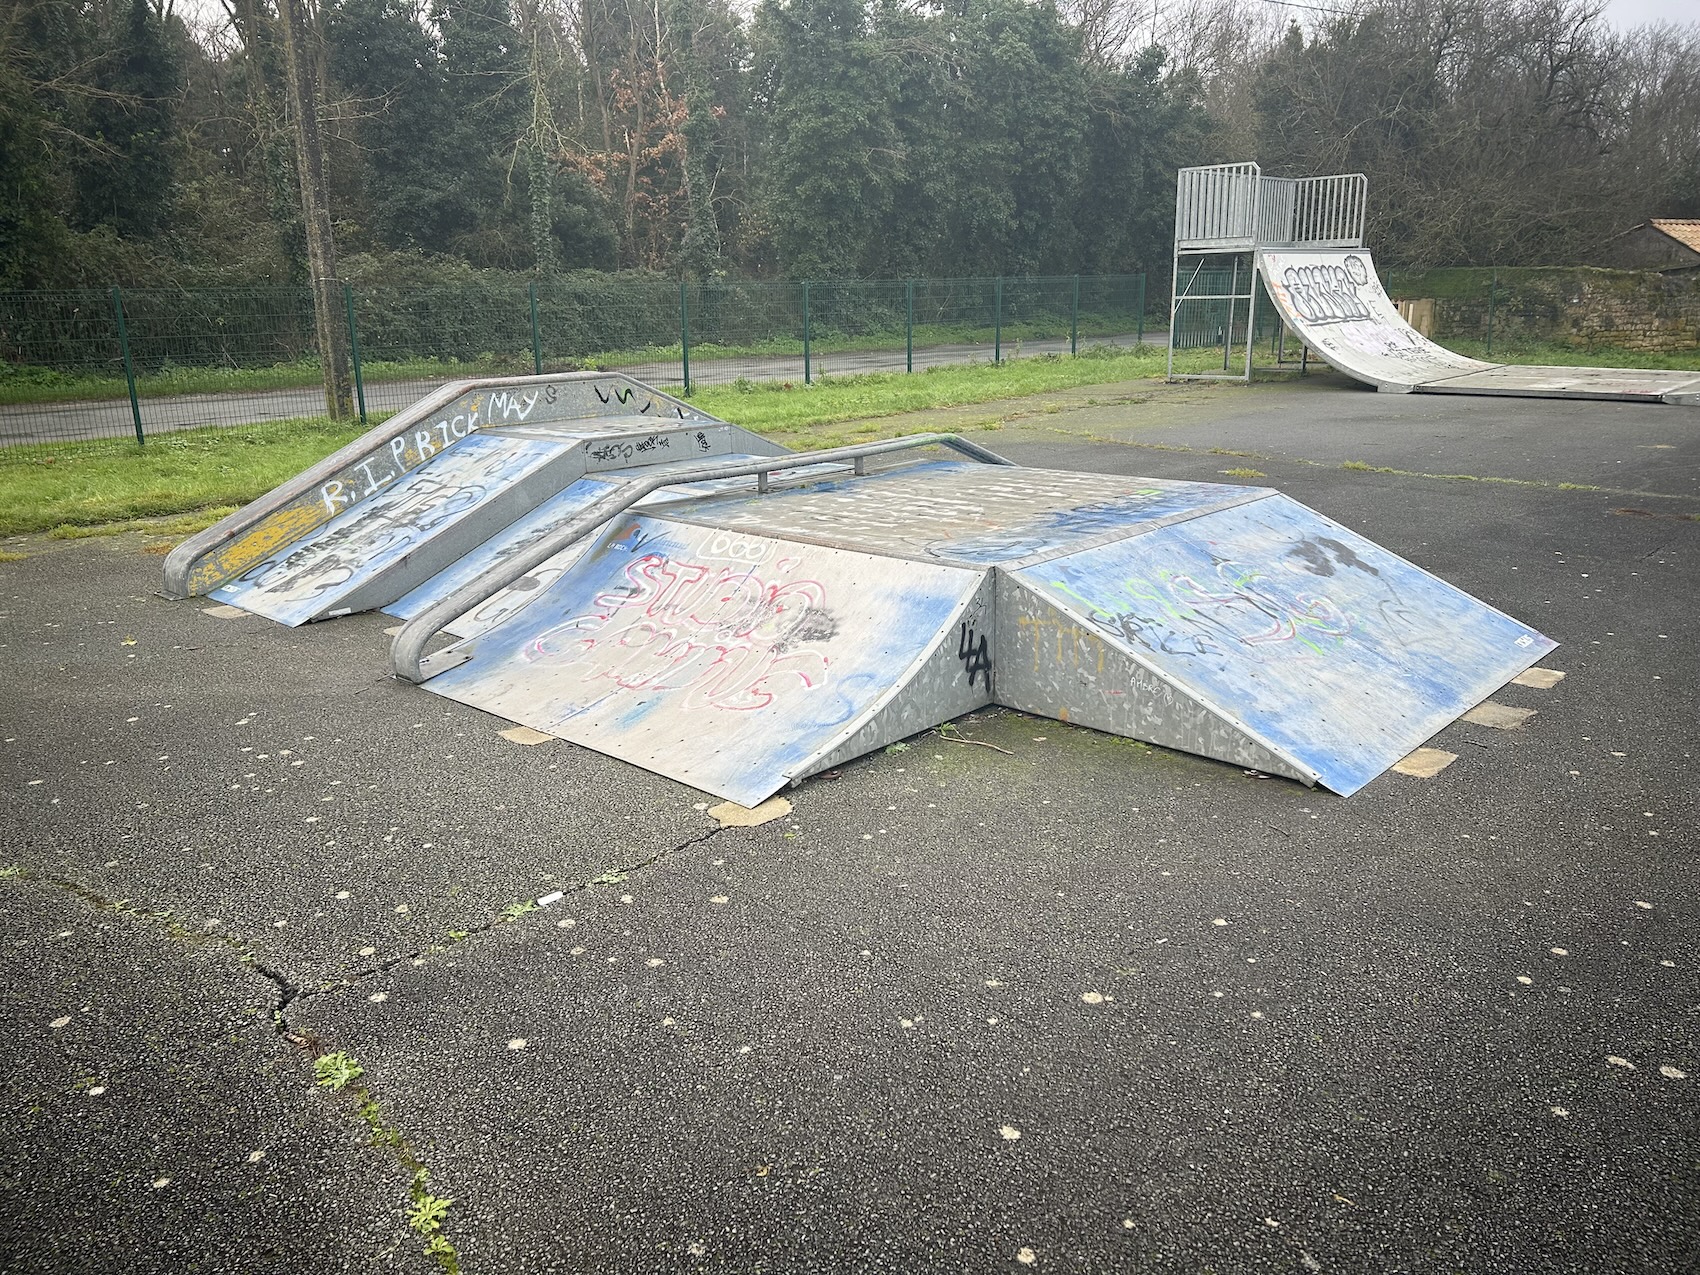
[0,273,1151,450]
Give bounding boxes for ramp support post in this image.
[1243,262,1258,381]
[1224,258,1238,372]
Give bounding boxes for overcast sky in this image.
[1599,0,1699,29]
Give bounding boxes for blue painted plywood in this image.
[423,516,984,805]
[212,434,567,626]
[1016,495,1556,793]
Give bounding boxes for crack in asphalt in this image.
[276,823,730,1028]
[14,820,731,1275]
[18,816,729,1046]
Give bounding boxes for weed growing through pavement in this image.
[314,1051,364,1090]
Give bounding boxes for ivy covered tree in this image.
[71,0,182,239]
[751,0,899,277]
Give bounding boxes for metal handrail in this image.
[391,432,1015,684]
[1174,164,1366,250]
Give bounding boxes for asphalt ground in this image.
[1,369,1696,1273]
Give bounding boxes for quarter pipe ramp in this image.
[1259,248,1700,403]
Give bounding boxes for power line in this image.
[1260,0,1360,16]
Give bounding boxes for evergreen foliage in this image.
[0,0,1696,288]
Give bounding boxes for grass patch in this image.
[1219,467,1266,479]
[1,349,1198,535]
[0,342,1319,540]
[0,416,368,537]
[691,345,1175,439]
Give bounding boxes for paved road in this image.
[0,331,1160,447]
[2,375,1697,1272]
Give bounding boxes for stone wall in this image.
[1390,267,1700,353]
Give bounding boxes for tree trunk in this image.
[277,0,351,419]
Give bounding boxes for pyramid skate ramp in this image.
[160,368,1557,801]
[1259,249,1700,403]
[402,455,1556,802]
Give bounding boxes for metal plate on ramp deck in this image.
[421,516,987,805]
[1416,365,1700,401]
[1011,494,1556,794]
[666,460,1258,565]
[211,433,569,626]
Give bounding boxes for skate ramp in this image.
[1259,249,1700,403]
[420,515,995,807]
[162,372,762,602]
[405,459,1556,802]
[1002,493,1556,795]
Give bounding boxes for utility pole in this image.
[277,0,352,419]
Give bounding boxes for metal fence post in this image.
[1136,274,1146,346]
[680,279,691,396]
[529,281,543,375]
[1225,258,1239,371]
[1486,269,1497,357]
[906,279,914,374]
[343,283,367,426]
[1071,275,1079,356]
[110,287,144,445]
[994,277,1003,365]
[802,281,812,386]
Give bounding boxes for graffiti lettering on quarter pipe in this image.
[1055,556,1355,663]
[1280,255,1373,325]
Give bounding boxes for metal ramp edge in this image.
[163,372,726,599]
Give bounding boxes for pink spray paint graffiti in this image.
[522,543,838,712]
